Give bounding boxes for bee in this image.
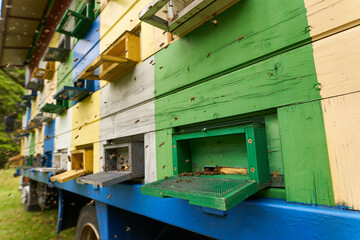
[75,135,79,139]
[191,97,195,101]
[174,116,178,120]
[68,156,71,162]
[159,42,165,47]
[273,170,279,178]
[207,52,211,58]
[162,165,166,169]
[134,119,140,123]
[211,20,218,25]
[87,199,95,206]
[158,142,165,148]
[126,226,131,232]
[237,36,244,41]
[145,145,149,148]
[185,159,190,163]
[74,58,79,62]
[107,195,112,200]
[164,176,168,179]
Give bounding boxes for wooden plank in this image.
[140,22,171,60]
[54,108,72,152]
[35,127,44,156]
[57,49,74,92]
[100,57,154,118]
[155,44,319,130]
[71,90,100,147]
[278,101,334,206]
[155,128,173,180]
[144,132,157,183]
[312,25,360,99]
[264,114,283,174]
[76,171,131,188]
[304,0,360,40]
[50,169,86,183]
[321,92,360,210]
[220,167,248,175]
[154,0,310,97]
[100,0,149,53]
[100,101,155,141]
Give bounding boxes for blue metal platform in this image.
[20,169,360,240]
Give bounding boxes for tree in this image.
[0,68,24,168]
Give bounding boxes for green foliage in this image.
[0,169,76,239]
[0,68,25,169]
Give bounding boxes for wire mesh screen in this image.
[145,176,253,198]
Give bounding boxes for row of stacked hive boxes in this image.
[19,0,360,211]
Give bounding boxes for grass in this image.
[0,168,76,240]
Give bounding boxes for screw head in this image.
[173,145,176,148]
[250,167,255,173]
[247,139,253,144]
[174,167,177,171]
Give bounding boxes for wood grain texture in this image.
[140,18,171,60]
[35,127,44,155]
[73,16,100,80]
[100,0,142,53]
[20,138,25,156]
[322,92,360,210]
[54,108,72,152]
[305,0,360,40]
[71,92,100,148]
[313,25,360,99]
[24,136,30,156]
[100,101,155,141]
[100,57,154,118]
[29,131,35,156]
[278,101,334,206]
[154,0,310,97]
[93,142,100,173]
[144,132,157,183]
[265,114,283,174]
[57,49,74,92]
[155,128,173,180]
[155,44,319,130]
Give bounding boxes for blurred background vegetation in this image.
[0,68,24,169]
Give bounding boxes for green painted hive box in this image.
[141,122,271,211]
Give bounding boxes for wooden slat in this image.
[278,101,334,206]
[305,0,360,40]
[50,169,86,183]
[313,25,360,99]
[321,92,360,210]
[144,132,157,183]
[155,44,319,130]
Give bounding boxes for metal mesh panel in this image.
[145,175,253,198]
